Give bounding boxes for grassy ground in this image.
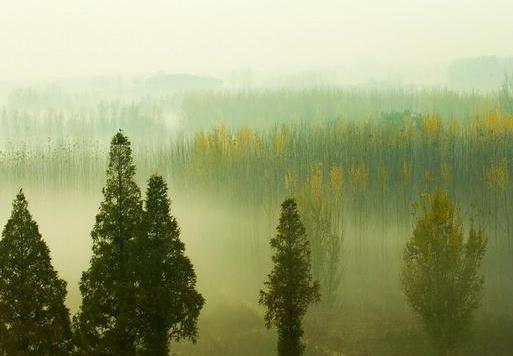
[173,302,513,356]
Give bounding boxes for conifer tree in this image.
[0,190,72,355]
[74,131,143,355]
[259,198,320,356]
[132,175,204,355]
[401,191,487,355]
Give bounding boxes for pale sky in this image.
[1,0,512,81]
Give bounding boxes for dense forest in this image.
[0,84,512,355]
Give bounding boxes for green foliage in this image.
[499,74,513,114]
[74,131,144,355]
[295,165,343,306]
[181,88,493,132]
[132,175,204,355]
[401,191,487,355]
[1,98,169,143]
[259,198,320,356]
[1,88,513,352]
[0,191,72,355]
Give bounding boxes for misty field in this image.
[0,86,513,355]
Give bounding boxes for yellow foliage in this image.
[193,131,209,155]
[422,115,442,139]
[448,119,460,137]
[349,161,368,192]
[484,112,502,136]
[485,158,509,190]
[235,127,255,157]
[213,126,232,152]
[274,129,287,157]
[478,112,513,136]
[236,127,254,147]
[503,114,513,133]
[329,165,343,195]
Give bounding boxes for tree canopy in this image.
[74,131,144,355]
[132,175,204,355]
[0,191,72,355]
[402,191,487,355]
[259,198,320,356]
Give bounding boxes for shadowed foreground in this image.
[174,302,513,356]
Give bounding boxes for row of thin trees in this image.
[1,111,511,310]
[171,112,512,310]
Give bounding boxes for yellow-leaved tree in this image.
[401,191,487,356]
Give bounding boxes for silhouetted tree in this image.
[132,175,204,355]
[259,198,320,356]
[0,190,72,355]
[401,191,487,356]
[74,131,143,355]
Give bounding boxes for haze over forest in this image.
[1,1,513,355]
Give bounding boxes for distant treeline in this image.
[2,85,511,145]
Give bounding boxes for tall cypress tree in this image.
[74,131,143,355]
[259,198,320,356]
[132,175,204,355]
[0,191,72,355]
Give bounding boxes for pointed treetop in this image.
[111,130,130,146]
[11,189,29,214]
[281,198,297,210]
[147,174,170,194]
[148,174,165,188]
[146,175,170,200]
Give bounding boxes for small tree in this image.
[74,131,143,355]
[401,191,487,355]
[296,165,343,307]
[0,191,72,355]
[132,175,204,355]
[259,198,320,356]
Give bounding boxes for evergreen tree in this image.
[0,191,72,355]
[74,131,143,355]
[401,191,487,356]
[132,175,204,355]
[259,198,320,356]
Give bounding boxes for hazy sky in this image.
[1,0,513,81]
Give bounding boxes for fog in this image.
[1,1,513,355]
[1,0,513,84]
